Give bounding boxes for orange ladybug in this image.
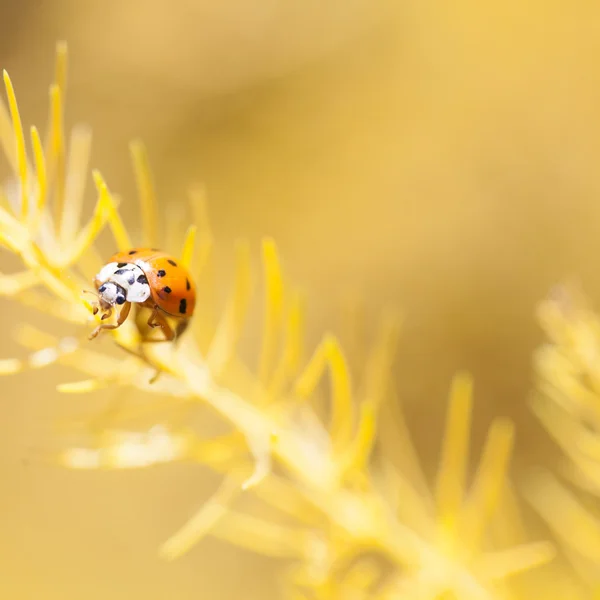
[88,248,196,342]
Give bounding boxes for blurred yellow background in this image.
[1,0,600,597]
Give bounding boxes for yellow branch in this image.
[3,70,28,219]
[130,140,159,247]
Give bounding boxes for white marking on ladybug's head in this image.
[96,262,120,283]
[97,282,127,307]
[94,262,151,307]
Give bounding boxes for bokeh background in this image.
[1,1,600,598]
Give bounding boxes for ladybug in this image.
[88,248,196,342]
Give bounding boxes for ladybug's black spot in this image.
[128,250,137,255]
[117,262,127,267]
[114,268,127,275]
[179,298,187,315]
[186,278,191,291]
[157,269,166,277]
[137,274,148,284]
[167,259,177,266]
[98,285,106,292]
[128,276,135,285]
[163,286,172,294]
[116,296,126,305]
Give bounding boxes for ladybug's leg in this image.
[145,308,175,342]
[81,290,101,315]
[88,302,132,340]
[174,319,189,340]
[146,308,160,328]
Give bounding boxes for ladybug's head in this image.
[97,281,127,309]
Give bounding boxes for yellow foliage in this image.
[1,42,599,599]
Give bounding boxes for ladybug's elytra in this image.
[89,248,196,342]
